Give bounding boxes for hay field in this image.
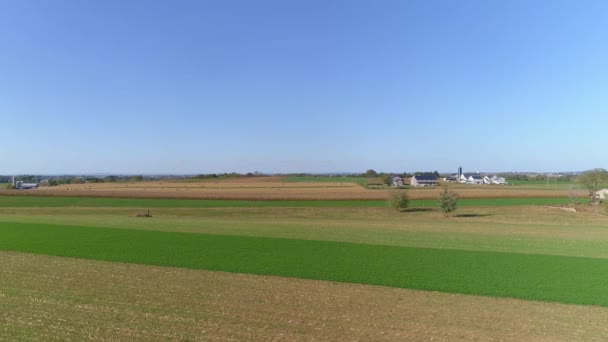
[7,177,587,200]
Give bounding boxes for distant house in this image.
[452,167,508,185]
[410,175,438,187]
[446,174,459,182]
[14,181,39,189]
[490,175,507,185]
[463,173,483,184]
[391,176,404,187]
[595,189,608,202]
[482,175,507,185]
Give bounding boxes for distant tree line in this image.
[414,171,440,177]
[41,175,148,186]
[0,175,41,183]
[192,172,265,180]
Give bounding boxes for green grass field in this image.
[506,179,582,190]
[2,221,608,306]
[0,195,587,208]
[0,194,607,312]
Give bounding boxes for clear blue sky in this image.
[2,0,607,174]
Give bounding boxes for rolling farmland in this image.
[3,221,608,306]
[1,178,607,340]
[3,176,587,200]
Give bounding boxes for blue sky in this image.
[1,0,607,174]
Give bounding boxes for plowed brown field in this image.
[2,177,586,200]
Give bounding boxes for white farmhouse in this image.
[491,176,507,185]
[463,173,483,184]
[391,176,404,187]
[484,175,507,185]
[595,189,608,202]
[410,175,438,187]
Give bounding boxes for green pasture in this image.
[506,179,582,190]
[1,204,607,259]
[2,221,608,307]
[0,194,605,309]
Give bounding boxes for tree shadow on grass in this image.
[400,208,434,213]
[454,213,491,218]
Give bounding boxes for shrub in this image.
[381,174,392,186]
[439,188,458,216]
[389,191,409,211]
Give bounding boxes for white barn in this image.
[410,175,438,187]
[595,189,608,202]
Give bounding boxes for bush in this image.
[439,188,458,216]
[389,191,409,211]
[381,174,392,186]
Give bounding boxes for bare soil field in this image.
[2,251,608,341]
[1,178,587,200]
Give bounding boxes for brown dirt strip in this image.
[1,252,608,341]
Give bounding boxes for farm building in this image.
[595,189,608,202]
[453,167,507,185]
[391,176,404,187]
[484,175,507,185]
[468,175,483,184]
[460,173,483,184]
[11,177,39,190]
[410,175,438,187]
[491,176,507,185]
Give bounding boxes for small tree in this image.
[567,185,579,205]
[438,188,458,216]
[389,191,409,211]
[381,174,392,186]
[364,169,378,178]
[577,169,608,203]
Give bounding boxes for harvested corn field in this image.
[3,177,587,200]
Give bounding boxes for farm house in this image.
[464,173,483,184]
[484,175,507,185]
[410,175,438,187]
[595,189,608,202]
[391,176,403,187]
